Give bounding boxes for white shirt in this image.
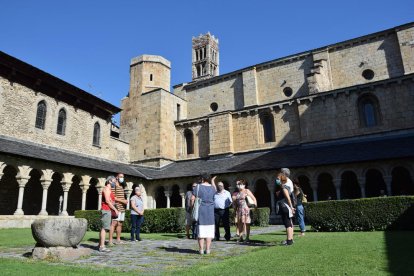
[214,190,232,209]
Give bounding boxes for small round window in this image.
[210,102,218,112]
[283,87,293,97]
[362,69,374,80]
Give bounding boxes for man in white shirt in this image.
[213,182,233,241]
[281,168,294,193]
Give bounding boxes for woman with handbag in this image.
[191,174,216,254]
[232,179,257,243]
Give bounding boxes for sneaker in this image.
[205,250,211,255]
[137,238,142,241]
[130,239,137,242]
[280,240,293,246]
[199,250,204,255]
[99,246,111,252]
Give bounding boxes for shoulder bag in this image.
[245,192,256,208]
[191,185,202,222]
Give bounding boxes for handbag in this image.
[191,185,202,222]
[111,208,118,218]
[302,194,308,203]
[246,194,256,208]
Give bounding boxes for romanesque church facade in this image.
[0,23,413,226]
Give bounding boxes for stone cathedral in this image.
[0,23,413,227]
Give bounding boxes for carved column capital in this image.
[61,181,72,192]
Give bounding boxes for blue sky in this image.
[1,1,413,123]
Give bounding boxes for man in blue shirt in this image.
[214,182,232,241]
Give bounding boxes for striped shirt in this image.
[112,185,126,212]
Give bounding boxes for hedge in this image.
[75,207,270,232]
[75,208,186,233]
[304,196,414,232]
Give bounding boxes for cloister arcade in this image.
[0,155,413,226]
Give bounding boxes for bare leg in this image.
[186,225,190,238]
[242,221,247,238]
[198,238,204,253]
[205,238,212,253]
[287,226,293,241]
[246,223,250,240]
[99,228,106,248]
[116,222,123,242]
[109,221,116,244]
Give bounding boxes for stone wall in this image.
[0,76,128,162]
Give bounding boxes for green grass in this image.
[1,228,413,275]
[171,230,414,276]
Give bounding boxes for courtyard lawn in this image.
[0,228,413,275]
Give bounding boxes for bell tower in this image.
[192,32,219,81]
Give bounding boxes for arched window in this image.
[35,101,47,129]
[184,129,194,155]
[56,109,66,135]
[358,95,381,128]
[260,113,275,143]
[93,122,100,146]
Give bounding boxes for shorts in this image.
[101,210,111,230]
[185,212,192,226]
[113,211,125,222]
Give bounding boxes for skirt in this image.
[198,224,215,238]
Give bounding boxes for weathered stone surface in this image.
[32,246,91,261]
[31,218,87,247]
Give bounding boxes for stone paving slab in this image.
[0,225,285,274]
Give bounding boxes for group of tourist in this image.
[99,173,145,253]
[97,168,306,254]
[186,168,306,254]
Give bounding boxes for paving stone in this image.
[0,225,284,274]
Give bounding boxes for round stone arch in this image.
[86,177,99,210]
[391,166,414,195]
[252,177,271,208]
[364,168,387,197]
[0,163,19,215]
[340,170,361,199]
[361,166,387,179]
[46,171,64,215]
[67,174,82,215]
[170,184,182,207]
[22,168,42,215]
[317,172,336,201]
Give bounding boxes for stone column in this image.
[180,192,186,208]
[333,178,341,200]
[60,173,73,216]
[14,177,29,215]
[96,177,106,210]
[97,187,103,210]
[357,176,366,198]
[124,182,134,210]
[0,162,6,181]
[38,169,54,216]
[165,190,171,208]
[383,175,393,196]
[38,179,52,216]
[80,175,91,210]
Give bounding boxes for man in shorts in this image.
[109,173,128,245]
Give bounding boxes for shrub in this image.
[304,196,414,232]
[75,208,186,233]
[228,207,270,227]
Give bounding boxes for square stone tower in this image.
[120,55,185,167]
[192,32,219,81]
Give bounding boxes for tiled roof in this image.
[1,133,413,180]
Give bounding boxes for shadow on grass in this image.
[157,246,199,254]
[161,234,186,239]
[385,204,414,275]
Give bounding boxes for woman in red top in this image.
[99,176,118,252]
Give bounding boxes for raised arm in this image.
[211,176,217,190]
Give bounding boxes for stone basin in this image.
[31,218,87,248]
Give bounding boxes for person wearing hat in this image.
[213,181,232,241]
[130,186,145,242]
[98,175,118,252]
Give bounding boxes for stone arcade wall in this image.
[0,76,129,162]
